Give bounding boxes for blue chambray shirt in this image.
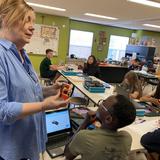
[0,39,47,160]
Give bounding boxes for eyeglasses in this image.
[98,99,113,116]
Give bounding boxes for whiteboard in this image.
[24,24,59,55]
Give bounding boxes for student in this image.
[141,128,160,155]
[121,71,142,99]
[146,60,155,73]
[129,58,141,70]
[0,1,68,160]
[40,49,62,82]
[64,94,136,160]
[140,80,160,107]
[83,55,100,78]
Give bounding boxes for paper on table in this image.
[128,119,159,136]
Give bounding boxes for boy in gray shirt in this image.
[64,94,136,160]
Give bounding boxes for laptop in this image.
[115,84,146,109]
[45,108,74,158]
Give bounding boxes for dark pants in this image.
[141,128,160,153]
[41,70,57,80]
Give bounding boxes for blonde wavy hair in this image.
[0,0,33,29]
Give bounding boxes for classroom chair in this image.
[39,77,52,86]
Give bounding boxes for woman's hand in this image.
[42,82,63,98]
[139,95,151,102]
[129,91,139,99]
[52,82,63,89]
[42,91,70,110]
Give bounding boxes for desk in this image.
[99,65,129,83]
[122,117,159,151]
[59,71,114,105]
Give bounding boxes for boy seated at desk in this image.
[40,49,64,83]
[140,80,160,107]
[64,94,136,160]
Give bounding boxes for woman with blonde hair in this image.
[0,0,68,160]
[121,71,142,99]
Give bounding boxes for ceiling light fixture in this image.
[84,13,118,20]
[127,0,160,8]
[143,23,160,28]
[27,2,66,11]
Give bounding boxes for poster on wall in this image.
[24,24,59,55]
[97,31,106,51]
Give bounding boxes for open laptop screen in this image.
[45,109,71,136]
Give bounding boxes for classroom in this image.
[0,0,160,160]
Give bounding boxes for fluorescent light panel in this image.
[84,13,118,20]
[27,2,66,11]
[127,0,160,8]
[143,24,160,29]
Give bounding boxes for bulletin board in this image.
[97,31,107,51]
[24,24,59,55]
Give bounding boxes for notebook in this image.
[45,108,73,158]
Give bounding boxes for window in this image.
[69,30,94,59]
[107,35,129,61]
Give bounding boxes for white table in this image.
[122,116,159,151]
[59,72,115,105]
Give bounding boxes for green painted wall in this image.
[70,20,134,60]
[29,13,70,72]
[135,30,160,56]
[29,12,160,73]
[136,30,160,39]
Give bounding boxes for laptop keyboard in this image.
[47,134,71,148]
